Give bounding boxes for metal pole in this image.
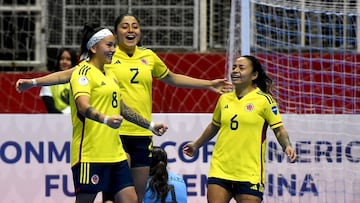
[241,0,250,55]
[199,0,207,52]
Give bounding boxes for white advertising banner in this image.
[0,114,359,203]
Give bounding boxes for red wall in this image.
[1,53,359,114]
[0,73,48,113]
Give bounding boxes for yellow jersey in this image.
[209,87,283,185]
[69,61,127,166]
[105,46,169,136]
[50,83,70,112]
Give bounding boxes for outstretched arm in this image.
[273,126,297,163]
[183,123,219,157]
[161,71,232,94]
[120,100,168,136]
[16,68,75,93]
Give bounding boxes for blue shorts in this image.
[72,160,134,196]
[120,135,153,168]
[207,177,264,200]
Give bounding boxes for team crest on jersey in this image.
[91,174,99,185]
[78,76,88,86]
[140,58,148,65]
[245,103,254,112]
[271,106,278,115]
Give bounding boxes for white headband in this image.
[86,28,113,49]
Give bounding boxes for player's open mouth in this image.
[106,53,114,59]
[126,35,136,40]
[231,74,240,79]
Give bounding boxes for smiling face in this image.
[115,15,141,53]
[58,50,73,71]
[231,57,258,87]
[92,35,116,64]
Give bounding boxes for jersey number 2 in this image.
[130,68,139,84]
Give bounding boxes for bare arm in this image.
[16,68,75,92]
[120,100,168,135]
[161,71,232,94]
[273,126,297,162]
[183,123,219,157]
[76,95,123,129]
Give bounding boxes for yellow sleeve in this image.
[151,51,169,79]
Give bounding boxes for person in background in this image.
[40,48,77,113]
[15,13,232,203]
[143,146,187,203]
[183,56,297,203]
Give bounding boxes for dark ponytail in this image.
[148,146,170,201]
